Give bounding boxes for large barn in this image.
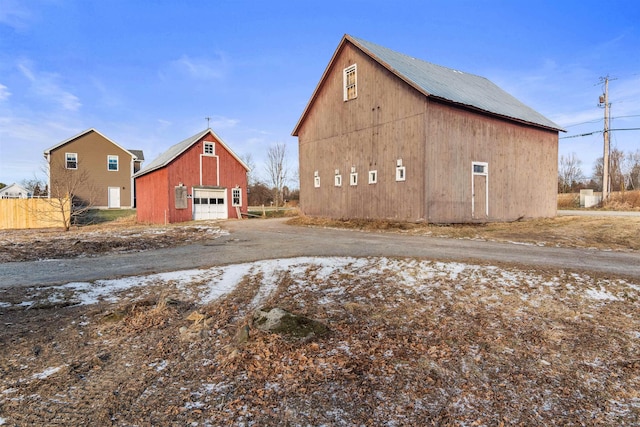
[292,35,564,223]
[135,129,248,224]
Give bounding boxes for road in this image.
[1,217,639,288]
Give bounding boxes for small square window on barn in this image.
[343,64,357,101]
[65,153,77,169]
[334,169,342,187]
[368,170,377,184]
[232,187,241,206]
[204,142,214,155]
[314,171,320,188]
[350,172,358,186]
[107,155,119,171]
[396,166,406,182]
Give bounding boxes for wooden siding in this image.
[135,133,248,224]
[424,100,558,223]
[0,198,70,230]
[48,131,135,208]
[298,42,427,221]
[297,39,559,223]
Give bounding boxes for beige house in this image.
[293,35,563,223]
[44,129,143,208]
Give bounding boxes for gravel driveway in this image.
[2,217,640,288]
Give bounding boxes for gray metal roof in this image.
[135,129,249,178]
[348,35,563,131]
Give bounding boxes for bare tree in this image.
[558,153,584,193]
[241,153,258,186]
[265,143,289,210]
[40,159,99,230]
[21,177,48,197]
[623,149,640,190]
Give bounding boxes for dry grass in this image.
[1,258,639,425]
[288,214,640,251]
[558,190,640,211]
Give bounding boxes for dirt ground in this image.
[1,215,639,425]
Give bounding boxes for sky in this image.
[0,0,639,186]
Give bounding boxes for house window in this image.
[108,155,119,171]
[334,174,342,187]
[396,166,406,181]
[65,153,77,169]
[314,171,320,188]
[343,64,357,101]
[232,187,241,206]
[368,170,377,184]
[204,142,214,155]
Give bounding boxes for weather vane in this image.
[205,116,211,129]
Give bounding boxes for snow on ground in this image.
[2,257,638,311]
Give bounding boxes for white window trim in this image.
[396,166,406,182]
[232,187,242,207]
[334,174,342,187]
[471,161,489,218]
[350,172,358,186]
[368,170,377,184]
[314,171,320,188]
[204,142,215,156]
[343,64,357,101]
[107,155,119,171]
[65,152,78,170]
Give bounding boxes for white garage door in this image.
[193,189,227,220]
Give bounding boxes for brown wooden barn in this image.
[292,35,564,223]
[135,129,249,224]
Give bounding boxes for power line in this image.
[560,127,640,139]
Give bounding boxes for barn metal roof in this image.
[293,35,564,135]
[135,128,249,178]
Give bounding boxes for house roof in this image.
[0,183,29,196]
[129,150,145,161]
[292,35,564,135]
[134,128,250,178]
[43,128,143,160]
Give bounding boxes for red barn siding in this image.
[135,131,248,224]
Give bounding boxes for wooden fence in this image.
[0,198,70,230]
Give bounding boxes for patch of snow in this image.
[0,416,5,425]
[32,365,64,380]
[585,288,620,301]
[0,302,11,308]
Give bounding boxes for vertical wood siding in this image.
[297,40,558,223]
[298,43,427,221]
[49,131,135,208]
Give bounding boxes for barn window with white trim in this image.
[232,187,241,206]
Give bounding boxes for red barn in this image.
[135,129,249,224]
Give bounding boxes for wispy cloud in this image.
[0,0,33,30]
[0,83,10,101]
[167,52,229,80]
[17,60,81,111]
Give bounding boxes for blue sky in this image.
[1,0,639,186]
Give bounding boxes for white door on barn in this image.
[193,188,227,220]
[471,162,488,219]
[108,187,121,208]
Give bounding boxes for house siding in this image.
[135,132,248,224]
[48,131,135,208]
